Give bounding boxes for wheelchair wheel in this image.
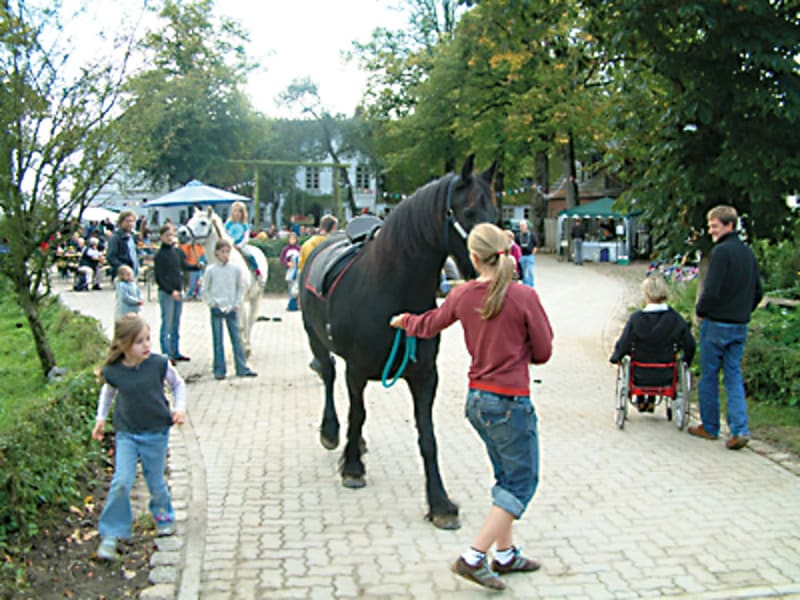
[674,362,691,430]
[615,358,630,429]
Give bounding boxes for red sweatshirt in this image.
[402,280,553,396]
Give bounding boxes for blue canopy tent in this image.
[146,179,251,207]
[557,197,642,263]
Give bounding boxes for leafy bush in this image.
[743,305,800,407]
[0,371,103,555]
[751,231,800,299]
[0,288,106,558]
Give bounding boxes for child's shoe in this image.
[155,515,176,536]
[96,536,119,561]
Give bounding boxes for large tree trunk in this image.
[533,150,549,246]
[17,285,56,377]
[561,133,578,209]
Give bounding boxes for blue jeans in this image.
[574,239,584,264]
[98,429,174,539]
[158,290,183,359]
[210,308,249,377]
[698,319,749,437]
[187,270,202,298]
[519,254,535,287]
[465,389,539,519]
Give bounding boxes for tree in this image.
[585,0,800,256]
[119,0,259,189]
[0,0,128,376]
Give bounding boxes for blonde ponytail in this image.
[467,223,514,320]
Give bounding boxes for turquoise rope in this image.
[382,328,417,388]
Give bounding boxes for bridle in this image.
[443,175,469,250]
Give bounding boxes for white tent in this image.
[146,179,251,207]
[80,206,120,222]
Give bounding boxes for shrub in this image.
[0,370,103,555]
[743,305,800,408]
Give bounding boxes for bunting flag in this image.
[380,177,571,202]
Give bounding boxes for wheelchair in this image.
[614,356,691,430]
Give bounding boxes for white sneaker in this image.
[96,537,119,561]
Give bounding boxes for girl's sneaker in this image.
[155,516,176,536]
[96,536,119,561]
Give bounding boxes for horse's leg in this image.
[308,333,339,450]
[406,369,460,530]
[341,369,367,489]
[245,288,259,357]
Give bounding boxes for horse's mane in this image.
[372,175,454,267]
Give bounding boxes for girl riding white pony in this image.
[179,207,268,355]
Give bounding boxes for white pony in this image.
[180,207,268,355]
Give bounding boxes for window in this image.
[355,165,370,190]
[305,167,320,191]
[502,206,515,220]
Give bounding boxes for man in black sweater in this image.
[690,205,763,450]
[154,224,190,364]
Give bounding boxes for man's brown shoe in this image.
[726,435,751,450]
[451,557,505,591]
[688,424,718,440]
[491,547,541,574]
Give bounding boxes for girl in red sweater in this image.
[390,223,553,591]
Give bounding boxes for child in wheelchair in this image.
[609,273,695,413]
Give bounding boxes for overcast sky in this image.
[57,0,409,118]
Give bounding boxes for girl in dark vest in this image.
[92,315,187,560]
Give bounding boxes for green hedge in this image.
[0,371,103,555]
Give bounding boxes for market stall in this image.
[557,197,642,264]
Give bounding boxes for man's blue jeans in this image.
[519,254,535,288]
[98,429,174,539]
[158,290,183,359]
[698,319,749,437]
[574,239,584,265]
[465,389,539,519]
[210,308,249,377]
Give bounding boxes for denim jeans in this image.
[465,389,539,519]
[98,429,174,539]
[519,254,535,287]
[210,308,249,377]
[187,270,202,298]
[574,238,584,265]
[158,290,183,359]
[698,319,749,437]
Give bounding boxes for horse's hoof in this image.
[342,475,366,489]
[430,514,461,530]
[320,433,339,450]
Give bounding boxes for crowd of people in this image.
[63,203,762,592]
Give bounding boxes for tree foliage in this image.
[119,0,260,189]
[0,0,128,376]
[584,0,800,255]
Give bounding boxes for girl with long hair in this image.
[390,223,553,591]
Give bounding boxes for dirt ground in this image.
[7,442,157,599]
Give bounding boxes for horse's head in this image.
[446,154,499,279]
[181,207,218,244]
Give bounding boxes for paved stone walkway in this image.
[57,256,800,599]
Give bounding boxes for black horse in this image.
[300,155,498,530]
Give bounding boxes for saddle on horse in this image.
[304,215,382,299]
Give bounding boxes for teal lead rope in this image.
[382,328,417,388]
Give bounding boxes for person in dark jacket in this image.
[154,224,190,364]
[105,210,140,280]
[610,273,696,412]
[689,205,763,450]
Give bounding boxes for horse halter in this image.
[443,175,469,249]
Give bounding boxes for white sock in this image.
[494,546,516,565]
[462,547,486,567]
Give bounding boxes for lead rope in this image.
[381,328,417,388]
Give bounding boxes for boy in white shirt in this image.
[202,239,257,380]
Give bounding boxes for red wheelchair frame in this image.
[614,355,690,430]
